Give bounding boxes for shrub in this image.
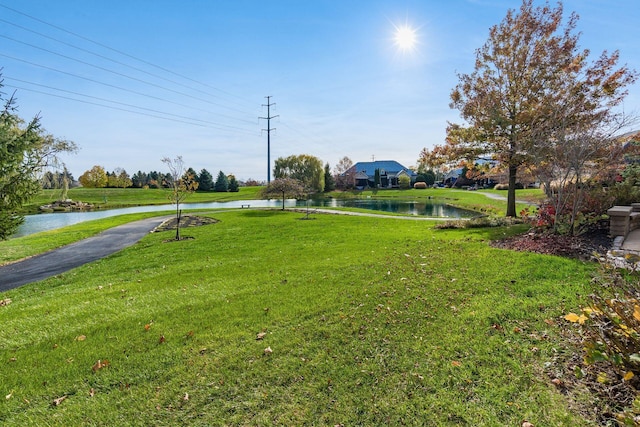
[522,182,613,236]
[399,175,411,189]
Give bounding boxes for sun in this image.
[393,24,417,52]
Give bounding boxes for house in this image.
[345,160,417,189]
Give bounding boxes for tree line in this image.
[77,165,240,192]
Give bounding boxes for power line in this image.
[0,33,256,122]
[0,3,255,108]
[0,52,256,126]
[3,76,258,135]
[0,18,256,112]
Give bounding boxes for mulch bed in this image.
[490,225,613,262]
[154,215,219,241]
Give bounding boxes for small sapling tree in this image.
[260,177,304,210]
[161,156,198,240]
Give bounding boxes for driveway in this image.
[0,216,170,292]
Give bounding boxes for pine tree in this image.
[323,163,335,192]
[214,170,229,192]
[198,168,214,191]
[228,174,239,192]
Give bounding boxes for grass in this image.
[0,209,598,425]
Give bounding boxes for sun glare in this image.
[394,25,417,52]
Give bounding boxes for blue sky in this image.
[1,0,638,181]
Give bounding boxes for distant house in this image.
[345,160,417,189]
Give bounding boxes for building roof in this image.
[349,160,417,177]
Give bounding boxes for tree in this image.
[260,177,304,210]
[132,171,148,188]
[113,167,132,188]
[161,156,198,240]
[0,87,77,239]
[228,174,239,192]
[333,156,354,189]
[79,165,107,188]
[214,170,229,192]
[274,154,324,193]
[197,168,214,191]
[429,0,636,217]
[323,162,335,192]
[374,168,381,188]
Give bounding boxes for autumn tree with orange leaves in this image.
[421,0,636,218]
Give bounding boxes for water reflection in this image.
[14,198,477,238]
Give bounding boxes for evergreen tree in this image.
[214,170,229,192]
[132,171,148,188]
[228,174,239,192]
[323,163,335,192]
[0,81,77,239]
[197,168,214,191]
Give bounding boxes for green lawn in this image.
[0,209,597,425]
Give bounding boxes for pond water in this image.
[13,198,478,238]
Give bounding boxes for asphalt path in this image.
[0,216,170,292]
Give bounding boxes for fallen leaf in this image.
[5,391,13,400]
[451,361,461,367]
[264,346,273,355]
[256,332,267,340]
[76,335,86,341]
[551,378,563,387]
[597,372,608,384]
[89,388,95,397]
[159,335,166,344]
[634,305,640,322]
[624,371,635,381]
[9,357,16,362]
[564,312,587,324]
[52,395,67,406]
[0,298,12,307]
[522,421,534,427]
[92,359,110,372]
[183,393,189,401]
[144,324,151,331]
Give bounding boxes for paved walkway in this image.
[0,216,170,292]
[622,229,640,252]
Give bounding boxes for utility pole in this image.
[259,96,278,184]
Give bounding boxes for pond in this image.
[13,198,478,238]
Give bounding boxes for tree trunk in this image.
[506,164,518,217]
[175,207,181,240]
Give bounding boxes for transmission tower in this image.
[259,96,278,183]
